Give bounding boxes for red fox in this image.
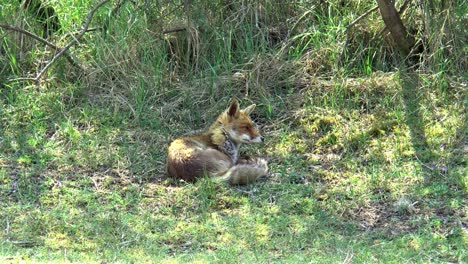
[166,99,268,184]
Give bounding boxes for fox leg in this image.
[216,158,268,185]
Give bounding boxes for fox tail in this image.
[216,158,268,185]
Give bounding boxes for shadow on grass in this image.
[399,69,433,164]
[0,124,56,206]
[400,68,465,189]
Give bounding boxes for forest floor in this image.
[1,69,466,263]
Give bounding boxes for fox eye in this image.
[240,124,251,130]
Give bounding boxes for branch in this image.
[346,5,379,30]
[0,24,81,68]
[8,0,110,83]
[340,5,378,65]
[162,27,187,34]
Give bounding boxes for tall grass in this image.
[2,1,464,94]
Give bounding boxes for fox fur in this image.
[166,99,268,185]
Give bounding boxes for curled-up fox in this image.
[166,99,268,185]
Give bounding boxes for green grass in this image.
[1,0,467,263]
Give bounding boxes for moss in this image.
[316,133,338,147]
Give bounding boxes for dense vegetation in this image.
[1,0,466,262]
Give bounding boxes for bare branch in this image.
[163,27,187,34]
[346,6,379,30]
[0,24,81,68]
[340,6,379,65]
[0,24,56,49]
[8,0,110,83]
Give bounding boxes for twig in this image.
[161,2,184,19]
[290,8,315,37]
[62,27,101,38]
[340,6,378,65]
[5,218,10,239]
[6,76,38,82]
[0,24,81,68]
[0,24,55,49]
[7,0,110,83]
[343,252,355,264]
[346,5,379,30]
[414,154,445,177]
[162,27,187,34]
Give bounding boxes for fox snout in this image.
[232,133,257,144]
[234,131,264,144]
[250,136,264,143]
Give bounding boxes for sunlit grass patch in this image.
[2,68,465,262]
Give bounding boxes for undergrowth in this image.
[0,0,466,262]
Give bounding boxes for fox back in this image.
[166,99,267,184]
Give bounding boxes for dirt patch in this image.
[348,202,417,235]
[340,198,466,238]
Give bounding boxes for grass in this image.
[1,0,467,263]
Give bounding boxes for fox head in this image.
[215,99,264,144]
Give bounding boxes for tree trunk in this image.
[376,0,415,56]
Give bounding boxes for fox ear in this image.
[242,104,256,115]
[227,99,240,118]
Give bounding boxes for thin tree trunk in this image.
[376,0,415,56]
